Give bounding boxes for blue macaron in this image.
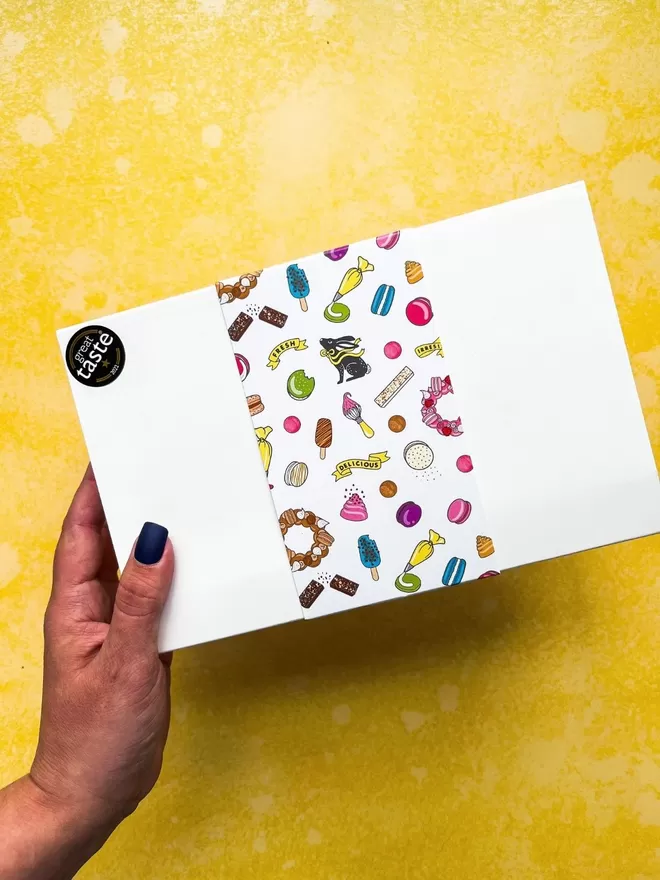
[371,284,395,316]
[442,557,466,586]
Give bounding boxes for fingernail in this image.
[134,522,168,565]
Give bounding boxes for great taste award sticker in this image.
[65,326,125,387]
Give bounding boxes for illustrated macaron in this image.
[376,231,400,250]
[284,461,308,488]
[235,353,250,381]
[396,501,422,528]
[324,245,349,261]
[442,557,466,586]
[447,498,471,524]
[247,394,264,416]
[371,284,396,316]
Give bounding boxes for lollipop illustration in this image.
[358,534,381,581]
[324,256,374,323]
[286,263,310,312]
[395,529,445,593]
[342,392,374,439]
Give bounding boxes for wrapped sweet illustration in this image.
[342,392,374,438]
[358,535,381,580]
[315,417,332,459]
[255,426,273,476]
[320,336,371,383]
[323,256,374,323]
[395,529,445,593]
[286,263,310,312]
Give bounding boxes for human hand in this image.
[29,466,174,845]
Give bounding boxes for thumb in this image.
[108,522,174,653]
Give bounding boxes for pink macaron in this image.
[447,498,472,524]
[376,230,400,250]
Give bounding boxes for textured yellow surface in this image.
[1,0,659,876]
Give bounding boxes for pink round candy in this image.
[324,245,349,261]
[283,416,301,433]
[384,341,402,359]
[396,501,422,528]
[479,570,499,578]
[376,230,400,250]
[447,498,472,524]
[456,455,473,473]
[405,297,433,327]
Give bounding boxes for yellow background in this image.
[1,0,659,876]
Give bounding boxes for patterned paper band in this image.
[266,337,308,369]
[414,337,444,358]
[333,452,390,481]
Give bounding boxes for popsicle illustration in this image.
[315,417,333,459]
[358,534,381,581]
[342,392,374,439]
[324,256,374,323]
[286,263,310,312]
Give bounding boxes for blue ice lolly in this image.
[358,534,381,581]
[287,263,310,312]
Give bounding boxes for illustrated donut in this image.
[278,508,334,572]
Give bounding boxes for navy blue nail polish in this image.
[135,522,168,565]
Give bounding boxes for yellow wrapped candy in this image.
[255,426,273,475]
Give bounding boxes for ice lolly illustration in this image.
[315,417,333,459]
[324,256,374,323]
[358,534,381,581]
[342,392,374,439]
[255,426,273,475]
[286,263,310,312]
[404,529,444,573]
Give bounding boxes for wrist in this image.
[0,775,117,880]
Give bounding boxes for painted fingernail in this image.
[134,522,168,565]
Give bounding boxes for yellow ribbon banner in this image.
[266,337,308,369]
[333,452,390,481]
[414,337,444,358]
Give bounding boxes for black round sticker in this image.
[65,325,125,387]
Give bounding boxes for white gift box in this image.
[57,182,659,651]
